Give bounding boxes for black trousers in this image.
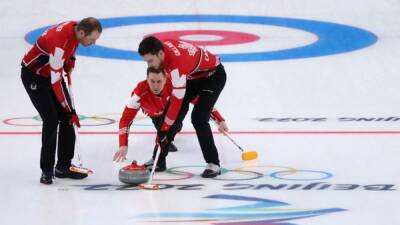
[167,64,227,166]
[151,116,183,160]
[21,66,75,173]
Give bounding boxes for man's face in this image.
[143,51,164,69]
[78,30,101,47]
[147,71,166,95]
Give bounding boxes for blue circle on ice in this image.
[24,15,377,62]
[270,170,333,181]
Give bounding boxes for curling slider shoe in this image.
[70,164,94,175]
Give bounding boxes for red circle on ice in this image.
[146,30,259,46]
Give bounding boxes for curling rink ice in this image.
[1,0,400,224]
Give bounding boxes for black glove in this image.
[64,56,76,74]
[157,131,169,150]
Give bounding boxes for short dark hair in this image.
[77,17,102,35]
[138,36,164,56]
[146,67,165,76]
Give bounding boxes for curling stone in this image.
[119,160,150,185]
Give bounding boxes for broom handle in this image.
[211,117,244,152]
[148,144,161,184]
[220,131,244,152]
[66,72,82,165]
[73,125,82,165]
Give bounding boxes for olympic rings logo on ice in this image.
[2,113,152,127]
[24,15,378,62]
[154,164,333,182]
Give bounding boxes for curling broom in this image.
[211,117,258,161]
[138,144,161,190]
[65,72,93,175]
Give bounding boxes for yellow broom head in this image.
[242,151,258,160]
